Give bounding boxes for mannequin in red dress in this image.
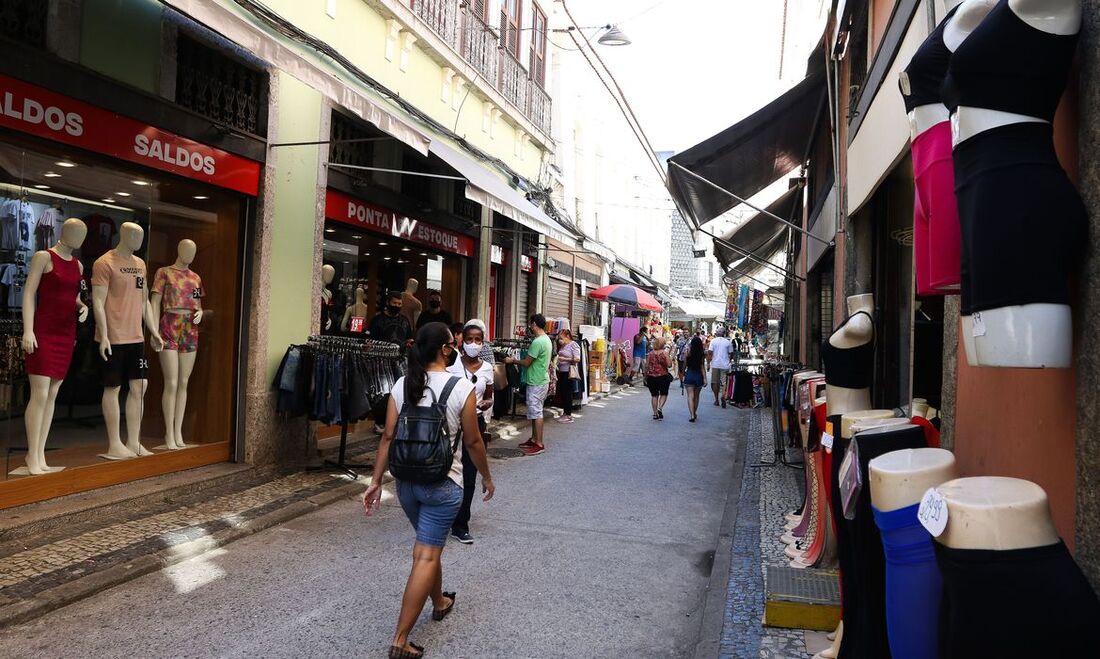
[19,218,90,475]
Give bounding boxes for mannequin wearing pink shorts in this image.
[901,5,962,296]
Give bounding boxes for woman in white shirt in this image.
[446,319,494,544]
[364,322,496,659]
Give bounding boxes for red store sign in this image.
[0,74,261,195]
[325,188,476,257]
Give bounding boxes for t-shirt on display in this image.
[91,250,147,345]
[152,266,203,310]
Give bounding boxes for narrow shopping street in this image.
[0,388,747,658]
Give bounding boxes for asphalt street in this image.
[0,384,744,658]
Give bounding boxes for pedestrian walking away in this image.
[363,322,496,659]
[630,329,648,383]
[554,328,581,423]
[504,313,552,456]
[644,337,673,420]
[682,336,707,423]
[707,327,733,409]
[445,319,494,545]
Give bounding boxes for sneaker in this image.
[451,531,474,545]
[557,416,574,423]
[523,444,546,456]
[519,439,536,448]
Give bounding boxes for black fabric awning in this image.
[667,70,826,227]
[714,185,803,270]
[728,229,788,279]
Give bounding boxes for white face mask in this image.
[463,342,481,358]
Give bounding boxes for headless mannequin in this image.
[320,264,335,331]
[341,287,369,331]
[816,408,896,659]
[825,295,874,417]
[869,447,957,513]
[19,219,89,475]
[850,417,913,434]
[907,0,973,139]
[936,476,1058,550]
[93,222,163,460]
[948,0,1081,367]
[401,277,422,329]
[151,239,203,450]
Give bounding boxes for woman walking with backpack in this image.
[364,322,496,658]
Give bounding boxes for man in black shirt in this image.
[416,289,453,329]
[368,290,413,346]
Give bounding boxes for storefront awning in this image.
[714,185,802,270]
[667,71,826,227]
[428,139,579,244]
[667,294,725,321]
[727,229,788,281]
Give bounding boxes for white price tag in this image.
[917,487,949,537]
[971,312,987,338]
[898,71,912,96]
[821,432,834,450]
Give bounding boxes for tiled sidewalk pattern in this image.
[720,408,808,658]
[0,473,351,599]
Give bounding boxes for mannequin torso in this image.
[401,278,422,329]
[824,295,874,416]
[341,288,370,331]
[840,409,896,439]
[936,476,1059,550]
[869,447,957,513]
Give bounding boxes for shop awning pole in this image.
[668,161,832,246]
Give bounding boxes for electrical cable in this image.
[559,3,668,188]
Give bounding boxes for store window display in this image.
[0,135,243,491]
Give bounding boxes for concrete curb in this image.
[0,479,366,629]
[693,414,750,659]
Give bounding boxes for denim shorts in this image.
[396,479,463,547]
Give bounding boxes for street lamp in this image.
[597,24,631,46]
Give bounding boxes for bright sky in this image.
[562,0,830,154]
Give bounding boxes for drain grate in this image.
[764,566,841,631]
[488,447,525,459]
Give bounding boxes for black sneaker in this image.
[452,531,474,544]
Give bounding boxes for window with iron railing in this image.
[529,2,547,88]
[0,0,46,49]
[176,34,266,136]
[500,0,522,57]
[329,111,374,169]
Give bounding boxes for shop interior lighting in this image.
[33,184,49,189]
[383,257,391,260]
[115,192,131,197]
[325,228,335,233]
[102,198,116,203]
[378,241,388,246]
[43,172,61,178]
[419,252,427,256]
[192,195,209,200]
[131,180,150,186]
[401,247,411,252]
[352,235,362,239]
[54,160,77,168]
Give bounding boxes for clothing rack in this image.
[751,361,805,470]
[275,335,405,479]
[490,338,531,418]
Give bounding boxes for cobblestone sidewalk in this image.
[720,408,809,658]
[0,471,364,627]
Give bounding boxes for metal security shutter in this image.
[516,271,530,334]
[544,275,571,324]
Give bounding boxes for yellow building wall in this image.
[259,0,546,182]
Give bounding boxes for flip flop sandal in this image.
[432,592,456,621]
[388,642,424,658]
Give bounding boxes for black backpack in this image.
[388,376,463,483]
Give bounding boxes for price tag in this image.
[917,487,949,537]
[821,432,834,450]
[349,316,365,333]
[971,312,987,338]
[898,71,912,96]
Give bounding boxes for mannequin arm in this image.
[91,285,111,360]
[341,306,352,331]
[76,262,87,322]
[844,313,875,343]
[142,285,163,352]
[1009,0,1082,34]
[21,251,50,353]
[150,290,162,326]
[193,297,203,324]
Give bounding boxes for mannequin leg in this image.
[23,375,57,474]
[159,350,180,449]
[103,386,137,459]
[814,621,843,659]
[35,379,64,471]
[173,352,197,447]
[124,379,152,457]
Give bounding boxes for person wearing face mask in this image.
[416,289,453,329]
[554,329,580,423]
[369,290,414,346]
[445,319,494,544]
